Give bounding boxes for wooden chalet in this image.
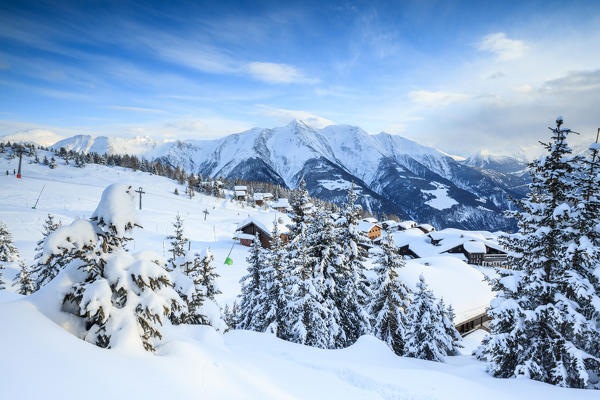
[416,223,435,234]
[234,216,289,249]
[253,192,273,206]
[397,220,417,231]
[270,198,290,212]
[442,240,507,266]
[234,185,247,201]
[357,221,382,240]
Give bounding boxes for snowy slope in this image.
[1,152,597,399]
[2,294,596,400]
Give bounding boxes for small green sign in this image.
[224,257,233,266]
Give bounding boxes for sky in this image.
[1,0,599,157]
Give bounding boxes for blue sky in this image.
[1,0,600,156]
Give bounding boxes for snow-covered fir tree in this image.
[369,232,411,356]
[277,181,335,348]
[573,140,600,364]
[334,183,372,346]
[477,118,600,388]
[59,184,182,352]
[404,275,450,362]
[237,235,265,330]
[0,221,19,264]
[223,300,239,330]
[256,221,289,335]
[14,260,35,295]
[196,248,220,300]
[0,221,20,290]
[438,299,463,355]
[166,214,190,272]
[31,214,61,290]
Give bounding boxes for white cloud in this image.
[109,105,165,113]
[246,62,317,84]
[477,32,528,61]
[408,90,470,107]
[256,105,334,128]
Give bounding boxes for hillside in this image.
[0,150,596,400]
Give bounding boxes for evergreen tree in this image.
[61,184,182,352]
[14,260,34,295]
[573,140,600,362]
[478,118,600,387]
[260,222,289,336]
[334,183,372,346]
[196,248,220,300]
[0,222,19,290]
[31,214,61,290]
[237,235,265,330]
[223,301,239,330]
[369,232,411,356]
[438,299,463,355]
[166,214,190,272]
[277,181,333,348]
[0,221,19,263]
[404,275,449,362]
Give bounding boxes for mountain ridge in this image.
[3,120,527,230]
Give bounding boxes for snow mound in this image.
[398,256,494,323]
[91,184,140,236]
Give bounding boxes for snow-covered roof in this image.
[235,213,291,236]
[270,198,290,209]
[397,220,417,230]
[357,220,380,233]
[235,190,246,197]
[397,256,494,323]
[253,192,273,201]
[362,217,378,224]
[417,223,435,232]
[233,232,256,240]
[463,240,486,254]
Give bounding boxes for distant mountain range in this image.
[2,120,533,231]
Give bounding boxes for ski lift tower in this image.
[16,149,23,179]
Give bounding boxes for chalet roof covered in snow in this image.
[235,213,291,236]
[357,220,381,233]
[398,220,417,230]
[270,198,290,209]
[389,227,506,258]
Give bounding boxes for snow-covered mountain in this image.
[462,150,530,197]
[51,134,166,156]
[0,129,66,147]
[32,120,527,230]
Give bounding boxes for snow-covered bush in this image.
[45,184,183,352]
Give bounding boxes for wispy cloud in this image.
[109,105,166,113]
[408,90,470,107]
[477,32,528,61]
[246,62,317,84]
[256,105,333,128]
